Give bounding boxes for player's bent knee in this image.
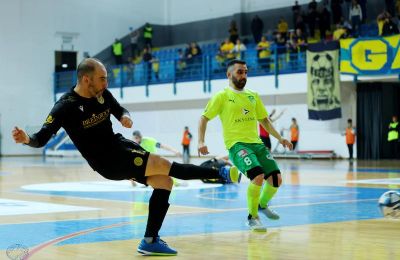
[252,174,265,185]
[147,175,173,190]
[267,173,282,187]
[146,154,172,176]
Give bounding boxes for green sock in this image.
[247,182,261,218]
[259,183,278,208]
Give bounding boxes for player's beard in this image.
[232,75,246,90]
[88,82,103,98]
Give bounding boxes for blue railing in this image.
[54,46,306,98]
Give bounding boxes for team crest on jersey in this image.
[79,105,84,112]
[133,157,143,166]
[45,115,54,124]
[97,95,104,104]
[237,149,248,158]
[242,108,250,115]
[247,95,255,103]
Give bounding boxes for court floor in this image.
[0,156,399,259]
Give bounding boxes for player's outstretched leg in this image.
[168,162,240,183]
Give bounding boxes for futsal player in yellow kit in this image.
[198,59,293,231]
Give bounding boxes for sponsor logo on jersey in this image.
[79,105,84,112]
[237,149,248,158]
[82,109,110,128]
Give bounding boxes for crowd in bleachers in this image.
[92,1,400,88]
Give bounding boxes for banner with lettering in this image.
[307,41,341,120]
[340,35,400,75]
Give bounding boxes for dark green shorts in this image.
[228,142,280,179]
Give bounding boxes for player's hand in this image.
[12,127,30,144]
[280,138,293,150]
[120,115,133,128]
[198,142,209,156]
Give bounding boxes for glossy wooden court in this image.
[0,157,399,259]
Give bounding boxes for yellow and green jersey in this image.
[202,87,268,149]
[140,137,160,153]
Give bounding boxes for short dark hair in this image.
[77,58,102,82]
[132,130,142,137]
[227,59,246,71]
[347,118,352,123]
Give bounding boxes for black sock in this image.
[168,162,220,180]
[144,189,171,241]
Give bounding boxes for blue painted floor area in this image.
[0,184,391,249]
[20,184,389,209]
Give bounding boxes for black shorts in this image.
[96,137,150,185]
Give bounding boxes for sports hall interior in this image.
[0,0,399,259]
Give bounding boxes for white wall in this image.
[166,0,311,24]
[107,73,357,159]
[0,0,164,155]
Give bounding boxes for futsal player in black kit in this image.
[12,58,239,256]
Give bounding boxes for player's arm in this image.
[107,90,132,128]
[198,115,210,155]
[259,117,293,150]
[12,103,63,148]
[159,143,182,157]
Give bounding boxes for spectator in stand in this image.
[129,28,139,60]
[275,33,287,69]
[143,23,153,48]
[232,38,247,59]
[377,11,391,36]
[308,0,318,38]
[187,42,202,65]
[287,30,299,70]
[295,12,307,34]
[112,38,123,65]
[295,28,307,52]
[220,38,236,63]
[277,17,289,39]
[229,20,239,44]
[331,0,343,25]
[292,1,302,29]
[257,36,271,72]
[382,15,400,36]
[142,47,154,83]
[319,5,331,40]
[251,15,264,43]
[333,24,349,40]
[349,0,363,37]
[176,49,187,78]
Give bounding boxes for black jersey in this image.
[28,87,138,176]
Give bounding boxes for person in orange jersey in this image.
[290,118,299,151]
[181,126,193,163]
[345,118,356,160]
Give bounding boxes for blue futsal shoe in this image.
[137,237,178,256]
[219,165,240,183]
